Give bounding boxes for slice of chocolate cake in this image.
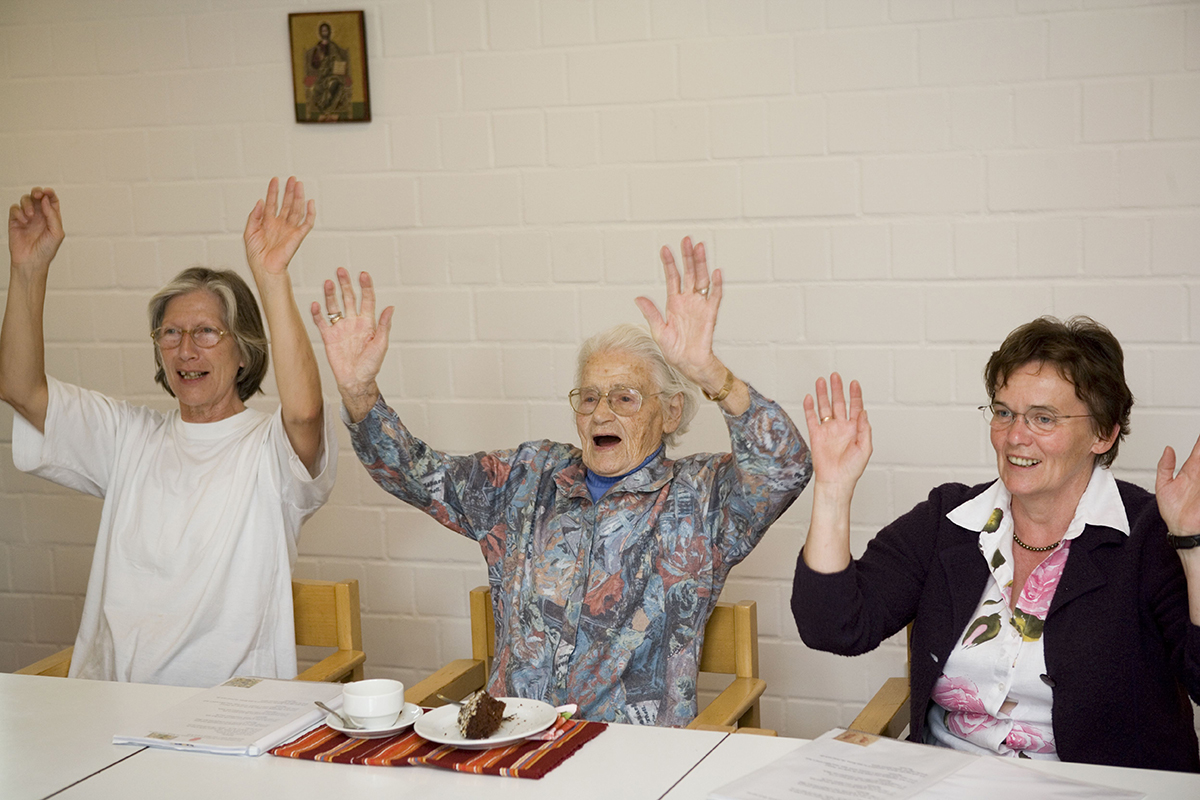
[456,690,507,739]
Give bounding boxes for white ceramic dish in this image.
[324,703,422,739]
[413,697,557,750]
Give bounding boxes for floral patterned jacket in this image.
[348,386,811,726]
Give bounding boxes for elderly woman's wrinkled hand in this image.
[804,373,872,493]
[8,187,64,272]
[1156,434,1200,539]
[634,236,722,386]
[244,177,315,278]
[310,268,394,422]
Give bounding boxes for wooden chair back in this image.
[16,578,365,683]
[465,585,763,727]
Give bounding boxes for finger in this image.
[1157,446,1178,494]
[692,241,711,292]
[814,376,830,420]
[10,202,27,226]
[830,372,848,419]
[324,278,341,314]
[288,179,307,226]
[245,199,264,232]
[377,305,395,338]
[680,236,696,292]
[634,296,665,332]
[301,198,316,234]
[334,267,359,315]
[1183,432,1200,471]
[802,394,821,437]
[660,245,681,296]
[848,379,864,417]
[357,270,376,318]
[20,193,35,217]
[707,267,723,307]
[264,177,280,218]
[310,300,329,331]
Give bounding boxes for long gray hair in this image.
[575,324,699,449]
[147,267,269,402]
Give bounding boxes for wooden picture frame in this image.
[288,10,371,123]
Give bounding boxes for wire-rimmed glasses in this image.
[979,403,1092,435]
[569,386,659,416]
[151,326,228,349]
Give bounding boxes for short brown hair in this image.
[147,267,269,402]
[984,316,1132,468]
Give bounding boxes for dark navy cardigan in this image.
[792,479,1200,773]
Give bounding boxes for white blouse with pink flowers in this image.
[926,465,1130,760]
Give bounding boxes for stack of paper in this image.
[113,676,344,756]
[710,729,1145,800]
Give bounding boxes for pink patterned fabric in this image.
[928,491,1079,760]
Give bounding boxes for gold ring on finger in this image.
[327,312,344,324]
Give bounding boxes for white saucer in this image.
[324,703,423,739]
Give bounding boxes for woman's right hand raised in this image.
[310,268,394,422]
[804,373,873,496]
[9,188,64,272]
[801,373,872,573]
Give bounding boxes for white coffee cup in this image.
[342,679,405,729]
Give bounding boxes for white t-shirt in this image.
[12,377,337,687]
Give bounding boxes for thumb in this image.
[1157,446,1177,494]
[634,296,665,332]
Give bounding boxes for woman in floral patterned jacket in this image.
[793,316,1200,772]
[314,237,811,726]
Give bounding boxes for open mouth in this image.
[593,435,621,448]
[1008,456,1039,467]
[178,370,208,381]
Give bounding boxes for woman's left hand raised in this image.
[635,236,723,387]
[244,176,316,277]
[1157,434,1200,538]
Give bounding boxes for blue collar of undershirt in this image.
[585,446,663,503]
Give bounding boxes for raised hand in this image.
[804,373,872,494]
[9,187,64,272]
[244,177,315,277]
[1156,434,1200,538]
[310,268,394,422]
[634,236,721,385]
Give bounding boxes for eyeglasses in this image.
[151,326,228,349]
[980,404,1092,435]
[569,386,660,416]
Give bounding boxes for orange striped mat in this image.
[269,716,606,779]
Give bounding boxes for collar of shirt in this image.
[946,464,1130,547]
[558,446,672,500]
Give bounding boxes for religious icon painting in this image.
[288,10,371,123]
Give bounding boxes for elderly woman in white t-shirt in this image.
[0,179,336,687]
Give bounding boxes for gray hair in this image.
[147,267,269,403]
[575,323,699,449]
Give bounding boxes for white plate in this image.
[414,697,557,750]
[324,703,423,739]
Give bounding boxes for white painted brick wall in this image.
[2,0,1198,744]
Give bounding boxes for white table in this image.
[4,673,1199,800]
[49,715,726,800]
[0,673,196,800]
[663,730,1200,800]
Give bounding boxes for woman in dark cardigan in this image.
[792,316,1200,772]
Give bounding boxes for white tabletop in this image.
[4,673,1198,800]
[50,718,726,800]
[663,733,805,798]
[664,730,1200,800]
[0,673,199,800]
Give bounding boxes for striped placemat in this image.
[270,715,606,779]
